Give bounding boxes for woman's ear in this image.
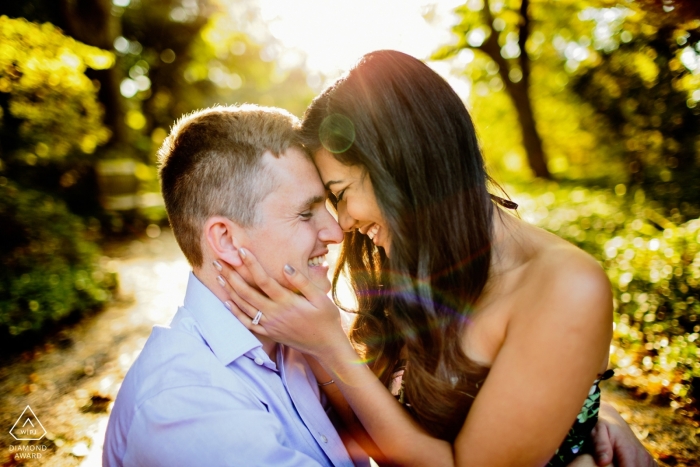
[203,216,243,267]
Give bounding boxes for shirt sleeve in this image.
[121,384,325,467]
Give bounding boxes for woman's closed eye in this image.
[299,211,313,220]
[328,189,346,209]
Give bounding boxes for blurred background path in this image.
[0,231,189,467]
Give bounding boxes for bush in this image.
[510,182,700,408]
[0,179,117,336]
[0,17,118,340]
[0,16,113,162]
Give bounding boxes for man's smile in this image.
[308,252,328,267]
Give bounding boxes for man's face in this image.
[239,147,344,293]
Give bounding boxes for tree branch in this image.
[518,0,531,86]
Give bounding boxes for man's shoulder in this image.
[104,318,221,466]
[104,312,266,463]
[120,314,240,403]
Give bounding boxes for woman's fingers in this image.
[215,264,272,317]
[211,251,347,358]
[238,248,289,301]
[225,299,270,337]
[218,270,271,334]
[226,284,259,320]
[283,263,324,303]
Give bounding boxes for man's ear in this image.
[203,216,243,267]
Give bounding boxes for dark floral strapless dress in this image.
[547,369,615,466]
[389,361,614,466]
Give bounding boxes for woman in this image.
[217,50,613,466]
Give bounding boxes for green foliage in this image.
[183,12,315,118]
[113,0,314,166]
[0,18,118,337]
[511,182,700,406]
[0,16,113,162]
[0,179,117,336]
[438,3,700,401]
[432,0,629,180]
[0,16,114,219]
[432,1,700,208]
[572,17,700,215]
[81,1,314,230]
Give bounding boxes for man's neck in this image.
[192,268,278,362]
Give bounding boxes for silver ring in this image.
[251,310,263,325]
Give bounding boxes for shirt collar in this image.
[182,272,263,366]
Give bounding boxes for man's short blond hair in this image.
[158,104,302,267]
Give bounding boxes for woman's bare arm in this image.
[453,251,613,466]
[216,249,612,466]
[303,354,392,465]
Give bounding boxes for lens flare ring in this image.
[319,113,356,154]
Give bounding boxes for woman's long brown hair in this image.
[300,50,494,442]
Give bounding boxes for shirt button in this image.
[320,435,328,443]
[254,357,264,366]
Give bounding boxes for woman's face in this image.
[313,149,392,255]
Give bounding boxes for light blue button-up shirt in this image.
[104,273,361,467]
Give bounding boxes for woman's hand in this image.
[216,250,454,466]
[214,248,351,358]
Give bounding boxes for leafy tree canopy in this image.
[0,16,113,164]
[431,0,700,214]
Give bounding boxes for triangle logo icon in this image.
[9,406,46,441]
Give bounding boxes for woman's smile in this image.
[314,149,392,254]
[359,222,384,247]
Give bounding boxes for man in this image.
[104,104,655,467]
[104,105,363,466]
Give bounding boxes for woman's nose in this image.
[336,203,356,232]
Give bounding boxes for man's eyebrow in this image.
[324,180,343,190]
[297,195,325,210]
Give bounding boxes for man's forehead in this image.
[261,149,325,210]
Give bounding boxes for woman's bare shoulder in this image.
[516,235,613,322]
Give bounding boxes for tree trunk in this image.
[505,78,550,179]
[480,0,552,179]
[59,0,129,150]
